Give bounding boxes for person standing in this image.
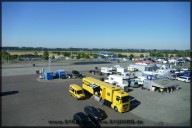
[170,88,173,93]
[160,88,164,94]
[167,88,169,93]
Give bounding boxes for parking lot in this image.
[2,68,190,127]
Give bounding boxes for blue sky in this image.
[2,2,190,50]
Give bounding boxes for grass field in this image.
[8,51,177,58]
[9,51,149,57]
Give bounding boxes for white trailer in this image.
[129,64,159,72]
[101,67,113,74]
[168,59,177,64]
[104,75,129,91]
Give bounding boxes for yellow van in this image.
[69,84,85,99]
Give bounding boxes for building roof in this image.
[150,78,178,88]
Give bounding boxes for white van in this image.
[176,76,190,83]
[101,67,113,74]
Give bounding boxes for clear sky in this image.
[2,2,190,50]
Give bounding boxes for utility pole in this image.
[48,57,51,70]
[7,46,9,64]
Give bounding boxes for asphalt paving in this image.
[2,74,190,126]
[1,60,191,126]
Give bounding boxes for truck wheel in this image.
[114,106,118,112]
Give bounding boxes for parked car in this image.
[181,68,189,71]
[73,112,97,128]
[89,70,96,74]
[84,106,103,121]
[68,70,85,78]
[89,70,99,74]
[128,79,139,88]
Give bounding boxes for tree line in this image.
[2,46,190,53]
[1,49,190,62]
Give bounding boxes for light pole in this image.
[48,57,51,70]
[7,47,9,64]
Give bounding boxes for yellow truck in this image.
[82,77,130,113]
[69,84,85,99]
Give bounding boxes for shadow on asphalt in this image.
[129,96,141,111]
[84,92,93,100]
[1,91,19,96]
[126,88,134,93]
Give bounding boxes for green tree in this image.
[81,52,85,58]
[1,50,10,62]
[71,55,74,59]
[56,48,62,51]
[57,52,61,56]
[118,53,123,58]
[156,52,164,57]
[164,53,169,58]
[77,53,81,59]
[42,50,49,60]
[176,53,184,57]
[17,55,21,60]
[170,54,174,58]
[129,54,134,59]
[63,52,71,57]
[150,52,156,57]
[52,55,55,59]
[100,55,105,59]
[93,53,98,59]
[84,54,90,59]
[34,51,38,57]
[89,53,93,56]
[140,54,144,58]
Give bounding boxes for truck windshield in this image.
[121,96,129,103]
[77,90,83,94]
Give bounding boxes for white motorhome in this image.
[101,67,113,74]
[104,75,129,91]
[116,67,128,74]
[121,72,135,79]
[157,58,168,64]
[135,76,147,85]
[143,69,171,77]
[127,66,138,72]
[168,59,177,64]
[142,71,159,76]
[111,65,121,71]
